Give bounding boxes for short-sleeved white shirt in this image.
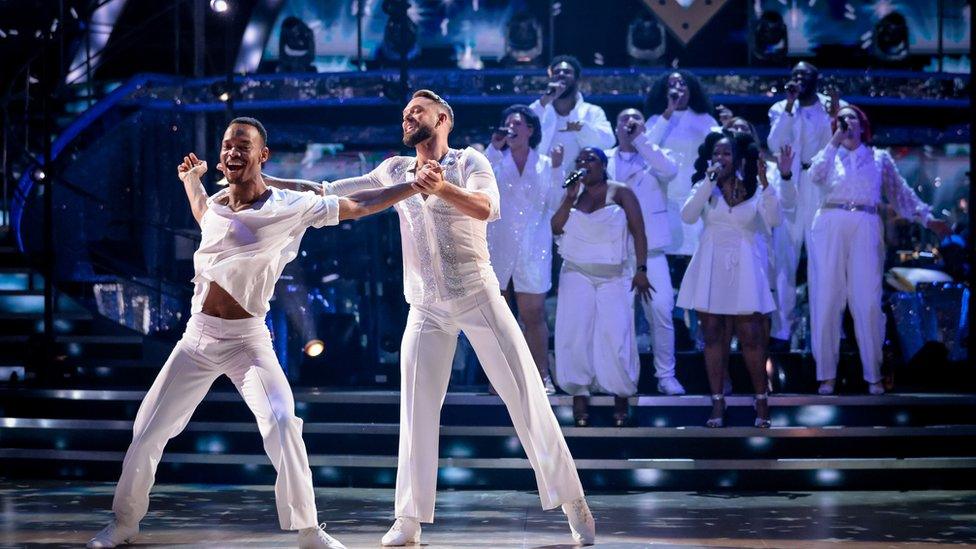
[190,186,340,317]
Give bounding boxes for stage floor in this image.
[2,481,974,548]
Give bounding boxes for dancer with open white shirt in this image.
[87,118,419,549]
[807,105,949,395]
[265,90,594,547]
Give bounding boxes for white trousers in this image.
[808,209,885,383]
[555,269,639,397]
[395,288,585,523]
[635,251,676,379]
[112,314,318,530]
[769,226,799,341]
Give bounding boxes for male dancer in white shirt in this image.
[606,108,682,395]
[766,62,843,349]
[530,55,615,178]
[87,117,419,549]
[265,90,595,546]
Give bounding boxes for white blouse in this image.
[324,147,502,305]
[190,187,340,317]
[530,93,615,177]
[808,143,932,225]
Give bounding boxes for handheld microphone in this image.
[626,121,638,135]
[562,169,588,188]
[546,82,559,96]
[667,89,681,101]
[707,162,719,182]
[838,117,849,132]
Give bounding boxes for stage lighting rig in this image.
[752,10,787,62]
[304,339,325,358]
[872,11,909,62]
[504,11,543,65]
[277,16,316,73]
[626,14,666,65]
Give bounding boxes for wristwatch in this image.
[636,265,647,273]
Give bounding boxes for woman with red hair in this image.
[807,105,950,395]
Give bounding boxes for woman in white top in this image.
[807,105,949,395]
[551,147,651,427]
[677,131,781,428]
[486,104,562,392]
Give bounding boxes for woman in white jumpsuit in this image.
[807,105,949,395]
[485,104,563,392]
[677,131,781,428]
[552,147,652,427]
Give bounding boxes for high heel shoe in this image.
[573,395,589,427]
[705,394,726,428]
[753,393,771,428]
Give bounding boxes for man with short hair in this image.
[766,61,845,349]
[265,90,595,547]
[607,107,684,395]
[87,117,418,549]
[531,55,615,177]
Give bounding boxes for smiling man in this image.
[264,90,595,547]
[86,117,419,549]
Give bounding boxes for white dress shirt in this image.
[808,143,933,224]
[324,147,502,305]
[190,187,340,317]
[645,109,719,255]
[530,93,615,176]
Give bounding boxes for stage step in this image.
[1,389,974,490]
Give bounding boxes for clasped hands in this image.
[413,160,446,196]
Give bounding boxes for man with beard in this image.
[264,90,595,547]
[530,55,615,177]
[766,61,844,351]
[87,118,419,549]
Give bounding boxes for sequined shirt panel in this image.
[325,147,501,305]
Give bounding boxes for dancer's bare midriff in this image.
[201,282,252,319]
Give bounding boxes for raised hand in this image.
[776,144,794,178]
[550,144,565,168]
[826,85,841,118]
[178,152,207,183]
[757,158,769,189]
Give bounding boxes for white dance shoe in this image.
[86,521,139,548]
[298,523,347,549]
[562,497,596,545]
[868,381,885,395]
[657,376,686,395]
[381,517,421,546]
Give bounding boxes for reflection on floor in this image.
[2,481,975,548]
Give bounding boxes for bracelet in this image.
[636,265,647,273]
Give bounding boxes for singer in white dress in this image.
[552,147,652,427]
[677,131,781,428]
[485,104,564,390]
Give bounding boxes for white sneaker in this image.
[86,521,139,548]
[561,497,595,545]
[818,380,836,395]
[868,381,885,395]
[657,376,686,395]
[381,517,421,546]
[298,523,347,549]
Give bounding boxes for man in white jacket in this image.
[766,61,843,348]
[530,55,615,178]
[606,108,684,395]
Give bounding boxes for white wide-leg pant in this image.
[112,313,318,530]
[635,252,676,379]
[394,289,585,523]
[769,226,799,341]
[808,209,885,383]
[555,269,639,397]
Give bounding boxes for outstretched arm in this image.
[263,173,325,194]
[337,183,418,221]
[177,153,209,225]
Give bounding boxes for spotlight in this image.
[872,11,909,62]
[752,10,788,62]
[379,0,418,62]
[304,338,325,357]
[210,0,229,14]
[503,11,542,65]
[218,91,230,102]
[277,16,316,73]
[627,14,666,65]
[210,82,232,102]
[31,167,46,181]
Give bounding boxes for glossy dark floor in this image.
[3,481,975,548]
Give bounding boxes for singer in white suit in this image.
[606,108,684,395]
